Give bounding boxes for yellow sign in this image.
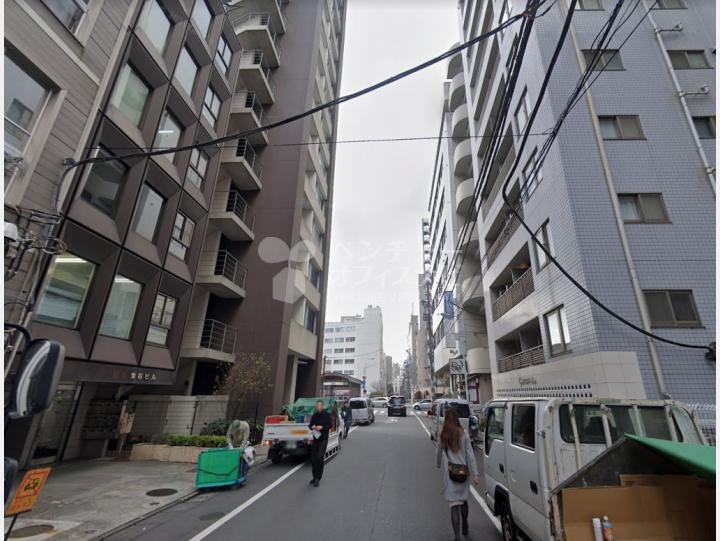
[5,468,51,516]
[290,429,308,435]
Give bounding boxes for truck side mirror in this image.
[469,415,479,429]
[8,339,65,419]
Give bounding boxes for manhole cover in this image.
[9,525,55,538]
[199,512,224,521]
[145,488,178,497]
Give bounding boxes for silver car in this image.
[412,399,432,411]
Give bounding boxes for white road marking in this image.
[190,425,360,540]
[412,413,501,534]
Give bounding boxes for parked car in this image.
[349,397,375,425]
[412,399,432,411]
[372,396,389,408]
[387,396,407,417]
[428,398,479,441]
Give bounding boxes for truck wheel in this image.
[269,448,283,465]
[501,505,517,541]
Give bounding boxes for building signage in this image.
[449,358,466,375]
[519,376,538,386]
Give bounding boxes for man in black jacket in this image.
[308,400,332,487]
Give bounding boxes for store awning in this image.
[626,434,716,479]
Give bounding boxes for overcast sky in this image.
[325,0,458,370]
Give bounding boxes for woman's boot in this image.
[460,501,469,535]
[451,506,461,541]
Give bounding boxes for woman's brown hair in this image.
[440,408,464,453]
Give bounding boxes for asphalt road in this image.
[107,410,502,541]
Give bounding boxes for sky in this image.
[325,0,458,370]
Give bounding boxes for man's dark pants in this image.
[311,438,328,480]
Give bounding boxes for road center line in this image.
[190,427,359,541]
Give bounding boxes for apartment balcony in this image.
[447,43,462,79]
[303,176,326,229]
[485,208,523,270]
[455,177,475,216]
[460,274,484,311]
[268,0,287,34]
[458,221,480,253]
[181,319,237,363]
[453,139,472,177]
[228,91,267,146]
[481,143,516,219]
[220,139,263,190]
[196,250,247,298]
[288,319,317,360]
[492,267,534,321]
[467,346,491,374]
[451,104,469,138]
[238,50,276,104]
[498,345,545,373]
[299,220,324,268]
[210,190,255,241]
[235,13,281,67]
[306,145,328,189]
[449,71,466,111]
[290,267,321,310]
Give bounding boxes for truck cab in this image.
[482,398,705,540]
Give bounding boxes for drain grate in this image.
[199,512,224,521]
[9,525,55,538]
[145,488,178,497]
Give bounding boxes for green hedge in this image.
[150,434,227,448]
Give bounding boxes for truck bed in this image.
[263,422,314,442]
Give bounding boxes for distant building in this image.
[384,355,393,395]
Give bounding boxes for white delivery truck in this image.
[481,397,708,540]
[262,397,343,464]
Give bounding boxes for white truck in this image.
[481,397,708,540]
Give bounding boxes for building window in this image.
[99,274,142,339]
[215,36,232,75]
[169,212,195,260]
[521,150,543,198]
[511,404,535,449]
[191,0,213,39]
[544,306,571,355]
[175,48,199,96]
[598,115,644,140]
[110,64,150,127]
[326,328,334,333]
[582,49,623,70]
[309,262,322,289]
[334,337,344,343]
[343,370,354,376]
[345,348,355,353]
[202,86,221,127]
[333,348,343,353]
[324,338,332,343]
[305,305,318,334]
[693,116,716,139]
[534,220,554,270]
[346,336,355,342]
[187,148,209,188]
[345,359,355,364]
[323,348,331,353]
[577,0,603,9]
[139,0,172,55]
[652,0,684,8]
[132,183,165,242]
[153,110,182,160]
[41,0,89,33]
[333,359,342,365]
[4,57,50,158]
[667,50,710,69]
[618,193,670,223]
[644,290,701,328]
[147,293,176,345]
[515,88,530,134]
[80,148,128,216]
[34,253,95,328]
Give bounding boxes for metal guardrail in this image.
[485,207,523,270]
[498,345,544,373]
[239,50,277,95]
[199,319,237,354]
[242,91,264,122]
[211,250,247,290]
[492,267,534,320]
[235,139,263,179]
[225,190,255,231]
[236,12,278,43]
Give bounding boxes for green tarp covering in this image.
[281,397,337,421]
[627,434,716,479]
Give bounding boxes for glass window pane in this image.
[162,297,176,326]
[693,117,715,138]
[603,50,623,69]
[639,407,672,440]
[645,291,673,325]
[599,117,619,139]
[146,325,168,345]
[139,0,171,54]
[181,217,194,244]
[151,294,165,323]
[511,404,535,449]
[639,194,668,222]
[619,116,643,138]
[175,48,198,96]
[41,0,85,32]
[669,292,698,323]
[4,57,49,154]
[132,184,164,241]
[667,51,687,69]
[686,51,708,69]
[35,253,95,328]
[560,306,571,348]
[80,150,128,215]
[111,65,150,126]
[191,0,212,39]
[545,310,563,354]
[154,110,182,159]
[99,275,142,339]
[619,195,641,221]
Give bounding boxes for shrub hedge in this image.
[150,434,227,448]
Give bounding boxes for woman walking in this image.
[436,408,480,540]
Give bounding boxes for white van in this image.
[428,398,480,441]
[481,397,706,540]
[349,397,375,425]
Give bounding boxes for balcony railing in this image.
[236,139,263,179]
[481,146,516,218]
[485,207,522,270]
[239,50,277,94]
[242,91,264,122]
[492,267,534,320]
[498,345,544,373]
[199,319,237,354]
[225,190,255,231]
[210,250,247,290]
[236,13,278,43]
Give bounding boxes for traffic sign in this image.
[449,358,466,375]
[5,467,51,516]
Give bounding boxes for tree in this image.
[414,390,422,400]
[216,352,273,420]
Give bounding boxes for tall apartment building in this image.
[384,354,394,395]
[446,0,715,429]
[323,305,384,394]
[5,0,244,466]
[180,0,347,417]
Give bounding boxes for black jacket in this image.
[308,411,332,441]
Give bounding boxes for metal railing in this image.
[485,207,523,270]
[235,139,263,179]
[242,91,264,122]
[199,319,237,354]
[239,50,277,95]
[498,345,544,373]
[492,267,534,321]
[225,190,255,231]
[210,250,247,290]
[481,146,516,219]
[236,13,278,43]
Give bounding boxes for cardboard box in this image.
[562,486,674,541]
